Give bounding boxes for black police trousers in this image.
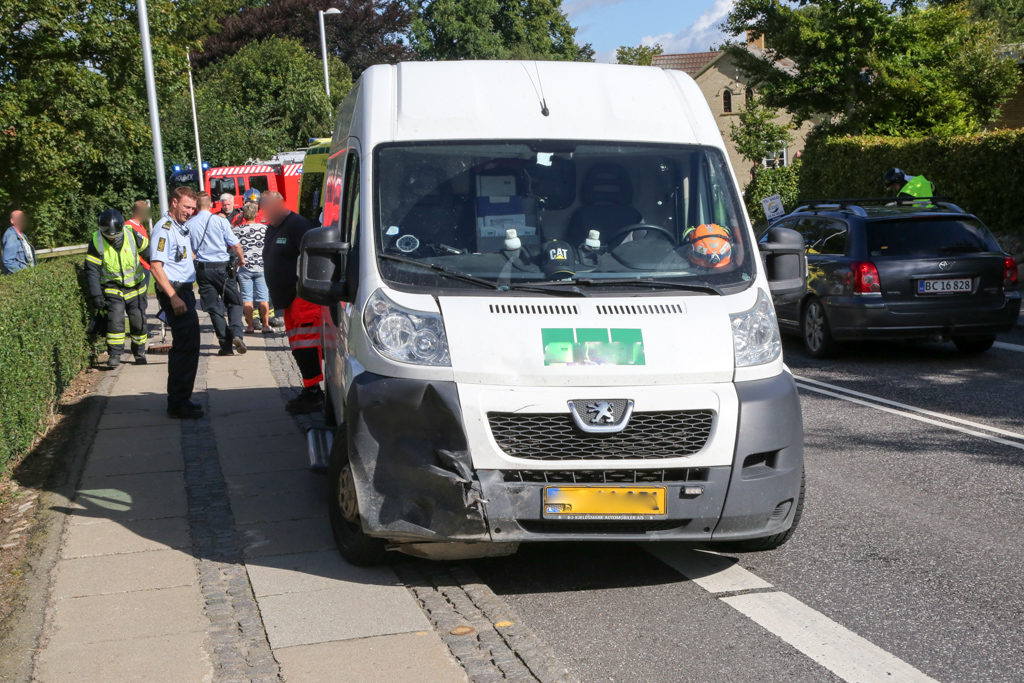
[196,262,244,351]
[156,284,200,409]
[105,289,147,359]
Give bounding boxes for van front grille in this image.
[500,469,709,483]
[487,410,714,460]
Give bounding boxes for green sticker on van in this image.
[541,328,645,366]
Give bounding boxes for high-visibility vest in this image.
[92,227,147,289]
[900,175,934,199]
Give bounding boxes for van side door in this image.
[321,148,360,405]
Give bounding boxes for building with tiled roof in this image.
[653,35,813,190]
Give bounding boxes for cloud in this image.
[563,0,631,20]
[642,0,735,54]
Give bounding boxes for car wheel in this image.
[801,298,837,358]
[952,335,996,354]
[709,468,805,553]
[328,425,389,566]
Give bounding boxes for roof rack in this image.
[792,196,964,214]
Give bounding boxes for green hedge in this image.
[0,259,91,474]
[744,162,802,229]
[798,131,1024,236]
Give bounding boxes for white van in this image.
[298,61,808,565]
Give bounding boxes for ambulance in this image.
[298,138,332,224]
[297,61,808,564]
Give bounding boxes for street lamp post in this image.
[186,54,205,192]
[137,0,168,215]
[318,8,341,100]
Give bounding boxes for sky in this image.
[564,0,736,62]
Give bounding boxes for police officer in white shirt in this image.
[150,186,203,420]
[186,192,247,355]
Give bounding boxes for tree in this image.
[935,0,1024,42]
[615,43,663,66]
[721,0,1020,136]
[410,0,587,61]
[0,0,229,246]
[163,38,352,169]
[195,0,416,77]
[729,94,793,165]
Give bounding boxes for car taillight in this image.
[1004,256,1018,289]
[851,261,882,294]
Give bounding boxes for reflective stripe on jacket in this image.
[84,227,149,295]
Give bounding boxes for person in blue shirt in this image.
[186,191,247,356]
[2,210,37,274]
[150,186,203,420]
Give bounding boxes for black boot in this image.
[286,386,324,414]
[107,350,121,368]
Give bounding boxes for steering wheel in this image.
[612,223,678,247]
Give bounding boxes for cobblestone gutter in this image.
[185,350,282,683]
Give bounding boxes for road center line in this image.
[793,374,1024,442]
[794,382,1024,451]
[993,341,1024,353]
[645,547,937,683]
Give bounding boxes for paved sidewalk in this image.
[31,312,466,682]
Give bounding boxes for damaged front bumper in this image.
[344,371,803,545]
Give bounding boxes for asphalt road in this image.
[469,332,1024,683]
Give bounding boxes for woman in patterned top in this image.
[234,202,272,334]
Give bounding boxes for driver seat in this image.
[396,164,462,246]
[567,164,642,246]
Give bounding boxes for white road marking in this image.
[795,382,1024,451]
[646,548,937,682]
[794,375,1024,441]
[722,592,938,683]
[646,546,772,593]
[994,341,1024,353]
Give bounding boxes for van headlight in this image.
[363,289,451,366]
[730,289,782,367]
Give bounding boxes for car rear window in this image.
[866,218,1002,257]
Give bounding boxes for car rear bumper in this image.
[826,293,1021,340]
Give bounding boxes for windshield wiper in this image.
[378,253,586,296]
[566,277,723,295]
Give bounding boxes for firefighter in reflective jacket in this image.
[883,168,934,199]
[85,209,151,367]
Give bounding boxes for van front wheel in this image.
[328,426,389,566]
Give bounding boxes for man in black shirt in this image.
[262,192,325,414]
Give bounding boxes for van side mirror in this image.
[758,227,807,304]
[298,226,350,305]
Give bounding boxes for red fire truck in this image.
[205,156,303,214]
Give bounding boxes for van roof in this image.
[357,61,723,150]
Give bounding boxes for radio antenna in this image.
[520,25,550,116]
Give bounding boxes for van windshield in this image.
[373,141,754,293]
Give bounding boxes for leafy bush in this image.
[744,162,802,228]
[0,259,91,474]
[798,131,1024,236]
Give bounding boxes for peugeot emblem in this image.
[587,401,615,424]
[567,399,635,434]
[938,261,952,270]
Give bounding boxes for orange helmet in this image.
[684,223,732,268]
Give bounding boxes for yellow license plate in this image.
[543,486,667,519]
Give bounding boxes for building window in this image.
[762,148,789,169]
[723,90,732,113]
